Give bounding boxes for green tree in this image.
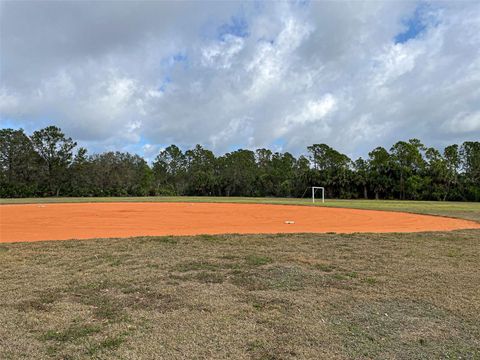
[185,145,217,196]
[255,148,273,196]
[153,145,187,195]
[218,149,257,196]
[368,147,392,200]
[270,152,296,197]
[353,157,368,199]
[69,147,92,196]
[89,152,152,196]
[460,141,480,201]
[1,123,478,201]
[307,144,351,198]
[424,147,448,200]
[390,139,426,200]
[30,126,77,196]
[460,141,480,181]
[0,128,41,196]
[443,144,461,200]
[292,155,311,197]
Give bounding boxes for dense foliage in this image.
[1,126,479,201]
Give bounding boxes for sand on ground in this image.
[1,202,479,243]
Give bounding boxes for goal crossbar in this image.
[312,186,325,203]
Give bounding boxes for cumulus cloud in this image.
[0,1,479,159]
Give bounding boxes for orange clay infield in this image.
[1,202,480,243]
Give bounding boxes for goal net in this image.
[312,186,325,203]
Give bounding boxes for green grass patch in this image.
[446,248,462,258]
[345,271,358,278]
[192,271,224,284]
[42,323,102,342]
[362,277,378,285]
[17,289,61,312]
[87,334,126,356]
[315,263,336,272]
[174,261,222,272]
[231,266,306,291]
[152,236,178,244]
[245,254,273,266]
[197,234,224,242]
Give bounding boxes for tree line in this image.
[1,126,479,201]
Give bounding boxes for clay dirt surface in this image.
[1,202,479,243]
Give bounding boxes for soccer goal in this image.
[312,186,325,203]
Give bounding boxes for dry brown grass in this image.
[1,229,479,359]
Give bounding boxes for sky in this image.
[1,0,479,161]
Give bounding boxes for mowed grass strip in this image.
[1,230,479,359]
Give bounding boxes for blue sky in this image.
[1,1,479,161]
[218,15,250,40]
[394,3,430,44]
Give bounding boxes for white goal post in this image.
[312,186,325,203]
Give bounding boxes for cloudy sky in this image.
[1,0,479,161]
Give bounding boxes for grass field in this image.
[1,198,479,359]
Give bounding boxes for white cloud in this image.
[210,117,254,149]
[442,112,480,134]
[201,35,245,69]
[278,94,337,140]
[0,88,19,114]
[1,1,479,158]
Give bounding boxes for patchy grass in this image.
[1,201,479,358]
[16,288,62,312]
[42,323,102,342]
[86,333,127,356]
[152,236,178,244]
[315,263,336,272]
[1,228,479,359]
[362,277,378,285]
[245,254,273,266]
